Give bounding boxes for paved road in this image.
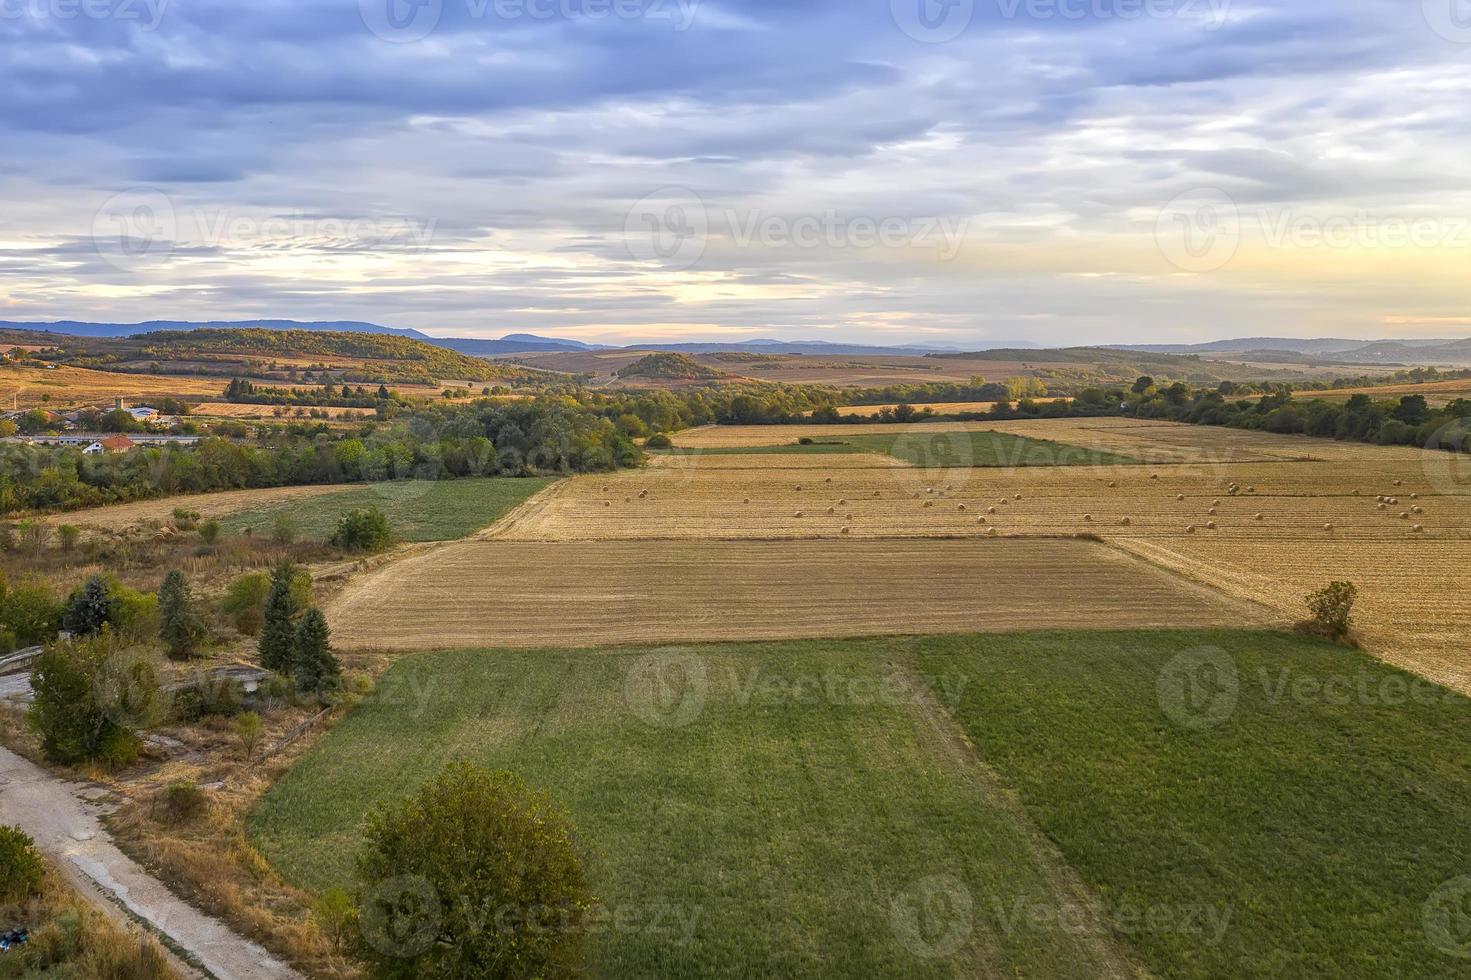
[0,745,302,979]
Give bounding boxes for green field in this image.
[251,641,1131,978]
[216,477,555,542]
[917,630,1471,979]
[251,629,1471,978]
[662,431,1140,467]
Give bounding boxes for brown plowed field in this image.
[326,538,1269,651]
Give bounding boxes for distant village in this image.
[0,397,201,454]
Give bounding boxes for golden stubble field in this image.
[0,363,229,410]
[476,418,1471,692]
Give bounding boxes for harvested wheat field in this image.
[0,363,229,409]
[327,537,1267,650]
[40,484,354,529]
[1309,378,1471,406]
[496,419,1471,692]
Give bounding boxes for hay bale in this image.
[986,527,997,536]
[1014,493,1022,500]
[987,507,996,514]
[1186,525,1197,534]
[1083,514,1093,522]
[1206,521,1217,530]
[825,477,833,483]
[841,527,851,535]
[838,499,848,506]
[1120,517,1132,526]
[827,507,836,515]
[1377,503,1387,511]
[1394,479,1403,486]
[977,516,987,524]
[638,490,649,499]
[873,491,881,498]
[1207,507,1217,516]
[743,498,751,504]
[1413,524,1425,533]
[957,504,967,511]
[794,511,804,518]
[1108,481,1117,488]
[604,501,611,508]
[923,500,935,508]
[1254,513,1263,520]
[1400,512,1410,520]
[1176,494,1185,501]
[1413,505,1423,514]
[1323,523,1334,531]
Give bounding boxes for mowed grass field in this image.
[252,640,1139,979]
[919,630,1471,979]
[253,630,1471,978]
[215,476,556,542]
[661,430,1140,468]
[0,361,228,409]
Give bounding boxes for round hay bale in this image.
[1150,473,1159,480]
[604,501,611,508]
[1323,523,1334,531]
[795,485,804,491]
[1207,521,1217,530]
[825,477,833,483]
[838,499,848,506]
[794,511,804,518]
[1108,481,1117,488]
[958,504,967,511]
[841,526,851,535]
[1377,503,1386,510]
[1411,492,1419,500]
[827,507,835,515]
[923,500,934,508]
[987,507,996,514]
[1014,493,1022,500]
[624,497,632,503]
[1120,516,1132,526]
[1212,499,1221,507]
[1413,505,1423,514]
[1176,494,1185,501]
[986,527,997,536]
[1208,507,1217,516]
[1400,512,1410,520]
[1001,499,1009,506]
[743,498,751,504]
[1186,525,1197,534]
[638,490,649,499]
[1413,524,1424,533]
[1246,486,1256,493]
[926,487,935,495]
[1084,514,1093,522]
[1254,513,1263,520]
[873,491,881,498]
[977,516,987,524]
[1393,479,1403,486]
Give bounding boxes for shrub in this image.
[198,519,221,545]
[1303,581,1358,642]
[355,761,593,979]
[0,574,61,647]
[644,432,673,450]
[28,631,162,767]
[330,506,392,553]
[0,630,15,655]
[314,888,358,952]
[56,524,81,552]
[158,569,206,660]
[170,675,241,722]
[235,711,263,758]
[272,514,297,545]
[152,780,208,826]
[221,571,270,635]
[0,825,43,902]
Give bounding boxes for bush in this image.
[1303,581,1358,642]
[0,574,61,647]
[314,888,358,952]
[644,432,673,450]
[170,675,242,722]
[271,514,297,545]
[56,524,81,552]
[28,632,162,767]
[198,519,221,545]
[235,711,263,758]
[221,571,270,635]
[355,761,593,979]
[330,506,392,553]
[152,780,208,826]
[0,825,43,902]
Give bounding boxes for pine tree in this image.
[293,607,340,703]
[62,575,115,637]
[258,564,299,674]
[158,569,204,660]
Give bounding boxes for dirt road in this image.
[0,746,302,979]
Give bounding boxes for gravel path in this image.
[0,745,302,979]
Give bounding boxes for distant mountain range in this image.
[8,320,1471,366]
[1110,337,1471,366]
[0,320,990,358]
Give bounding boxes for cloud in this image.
[0,0,1468,344]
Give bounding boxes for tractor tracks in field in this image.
[895,656,1152,980]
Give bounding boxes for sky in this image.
[2,0,1470,347]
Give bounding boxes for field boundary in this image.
[896,656,1148,979]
